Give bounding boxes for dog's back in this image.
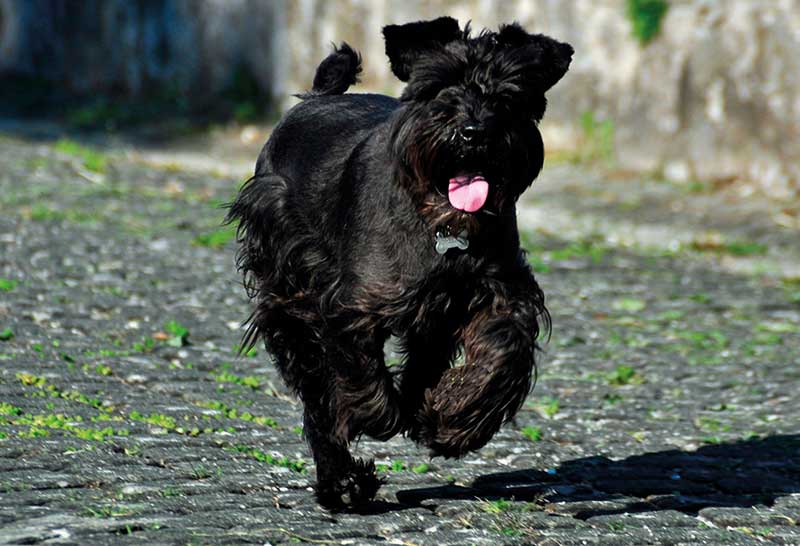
[257,93,398,183]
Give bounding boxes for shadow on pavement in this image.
[396,434,800,517]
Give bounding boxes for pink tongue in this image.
[448,175,489,212]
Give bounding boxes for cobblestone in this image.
[0,132,798,545]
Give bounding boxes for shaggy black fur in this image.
[226,17,572,510]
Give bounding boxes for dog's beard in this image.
[390,108,538,235]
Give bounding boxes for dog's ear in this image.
[497,22,573,91]
[383,17,462,81]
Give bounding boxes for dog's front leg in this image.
[414,273,547,458]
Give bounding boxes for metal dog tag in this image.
[435,230,469,254]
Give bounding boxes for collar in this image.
[435,228,469,254]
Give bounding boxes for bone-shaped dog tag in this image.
[435,231,470,254]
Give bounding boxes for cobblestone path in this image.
[1,132,798,545]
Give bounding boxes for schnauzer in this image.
[227,16,572,509]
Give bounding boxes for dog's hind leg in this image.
[262,316,382,510]
[413,271,548,458]
[302,379,382,510]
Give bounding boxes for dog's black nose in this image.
[459,123,481,142]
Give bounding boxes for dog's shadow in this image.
[394,434,800,518]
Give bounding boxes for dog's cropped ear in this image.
[497,22,573,91]
[383,17,462,81]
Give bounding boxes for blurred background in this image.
[1,0,798,198]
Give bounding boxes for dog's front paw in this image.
[410,366,510,458]
[315,458,382,511]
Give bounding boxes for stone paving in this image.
[0,131,799,545]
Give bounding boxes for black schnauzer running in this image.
[227,16,572,509]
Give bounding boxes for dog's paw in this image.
[409,372,505,458]
[315,458,382,511]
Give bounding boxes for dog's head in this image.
[384,17,572,230]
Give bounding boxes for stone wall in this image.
[276,0,800,197]
[0,0,284,102]
[1,0,797,194]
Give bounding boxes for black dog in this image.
[227,17,572,509]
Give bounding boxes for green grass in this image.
[482,499,513,514]
[689,293,712,304]
[131,337,156,353]
[94,364,113,376]
[521,426,543,442]
[53,139,108,173]
[233,344,258,357]
[613,298,646,312]
[626,0,669,45]
[0,328,13,341]
[695,416,731,433]
[163,320,190,347]
[678,329,728,351]
[690,238,768,257]
[195,400,278,428]
[214,371,262,390]
[17,372,47,387]
[0,279,18,292]
[27,204,101,224]
[0,402,23,416]
[2,410,127,443]
[193,226,237,248]
[577,111,615,164]
[376,460,415,473]
[783,278,800,304]
[607,365,643,386]
[230,444,307,473]
[756,321,798,334]
[520,233,609,269]
[550,238,608,263]
[129,411,177,430]
[533,397,560,419]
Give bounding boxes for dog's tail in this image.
[299,42,362,98]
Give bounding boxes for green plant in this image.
[521,426,543,442]
[0,279,18,292]
[607,365,643,386]
[193,226,237,248]
[230,444,306,473]
[94,364,113,376]
[129,411,177,430]
[626,0,669,45]
[578,111,615,164]
[214,371,261,390]
[53,139,108,173]
[411,463,430,473]
[613,298,646,312]
[535,397,560,419]
[482,498,513,514]
[163,320,189,347]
